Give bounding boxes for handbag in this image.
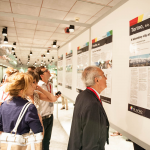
[0,102,43,150]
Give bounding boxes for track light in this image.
[15,56,17,59]
[52,56,54,60]
[4,36,8,43]
[35,61,37,64]
[53,40,57,48]
[44,54,46,58]
[13,42,16,48]
[2,27,7,36]
[48,59,50,62]
[47,50,50,54]
[13,52,16,56]
[69,25,75,32]
[12,47,15,52]
[30,51,32,55]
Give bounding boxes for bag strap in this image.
[11,102,31,133]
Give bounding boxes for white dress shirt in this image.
[38,80,54,117]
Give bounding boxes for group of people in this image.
[0,65,145,150]
[0,66,60,150]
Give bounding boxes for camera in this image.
[55,91,61,96]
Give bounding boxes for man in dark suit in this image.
[68,66,109,150]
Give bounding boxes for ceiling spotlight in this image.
[47,50,50,54]
[58,46,60,49]
[4,36,8,43]
[30,51,32,55]
[53,40,57,48]
[2,27,7,36]
[35,61,37,64]
[19,59,21,62]
[15,56,17,59]
[48,59,50,62]
[52,56,54,60]
[13,42,16,48]
[12,47,15,52]
[43,54,46,58]
[13,52,16,56]
[69,25,75,32]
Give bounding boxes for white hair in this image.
[82,66,102,87]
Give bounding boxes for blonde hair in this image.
[5,72,33,99]
[6,67,18,76]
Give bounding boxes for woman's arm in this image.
[36,85,60,102]
[38,114,44,136]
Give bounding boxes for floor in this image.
[50,102,134,150]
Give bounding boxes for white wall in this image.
[58,0,150,148]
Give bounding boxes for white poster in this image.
[58,55,63,86]
[91,30,113,104]
[77,43,89,93]
[129,12,150,118]
[65,53,73,90]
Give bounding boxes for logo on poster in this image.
[131,25,144,32]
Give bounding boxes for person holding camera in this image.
[35,66,61,150]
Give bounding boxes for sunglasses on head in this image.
[42,69,48,73]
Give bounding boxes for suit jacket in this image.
[67,88,109,150]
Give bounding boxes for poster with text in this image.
[58,55,63,86]
[65,52,73,89]
[129,12,150,119]
[91,30,113,104]
[77,43,89,93]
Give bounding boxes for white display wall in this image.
[58,0,150,148]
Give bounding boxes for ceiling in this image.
[0,0,123,66]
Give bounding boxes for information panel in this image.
[76,43,89,93]
[58,55,63,86]
[91,30,113,104]
[65,51,73,90]
[129,12,150,119]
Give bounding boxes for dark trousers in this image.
[133,143,145,150]
[42,114,53,150]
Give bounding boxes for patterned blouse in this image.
[27,91,41,114]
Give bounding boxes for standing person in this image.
[35,66,55,150]
[27,66,36,72]
[68,66,109,150]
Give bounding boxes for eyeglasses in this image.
[43,69,48,73]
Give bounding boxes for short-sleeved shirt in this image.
[0,96,43,135]
[27,91,41,114]
[38,80,54,117]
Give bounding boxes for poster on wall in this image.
[91,30,113,104]
[128,12,150,119]
[65,50,73,89]
[76,42,89,93]
[58,55,63,86]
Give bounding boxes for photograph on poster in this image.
[91,30,113,104]
[58,55,63,86]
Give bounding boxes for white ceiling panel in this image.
[18,37,33,43]
[10,0,43,7]
[67,34,75,39]
[0,20,14,27]
[50,33,69,41]
[33,35,50,40]
[11,3,40,16]
[36,25,57,32]
[78,26,86,31]
[38,21,59,27]
[86,16,98,24]
[70,29,82,35]
[40,8,68,20]
[19,43,32,46]
[0,1,11,12]
[108,0,122,6]
[42,0,76,11]
[19,48,30,51]
[17,33,34,38]
[33,39,48,44]
[8,36,18,42]
[85,0,112,5]
[55,27,66,34]
[8,32,17,36]
[14,18,37,24]
[70,1,104,16]
[15,22,37,30]
[16,28,35,35]
[95,7,111,17]
[31,44,44,48]
[35,30,53,37]
[0,16,14,21]
[8,27,16,33]
[64,12,91,23]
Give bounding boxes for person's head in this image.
[28,66,36,72]
[35,66,51,83]
[27,71,39,90]
[82,66,107,93]
[5,67,18,81]
[5,72,34,98]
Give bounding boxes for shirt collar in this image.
[91,87,100,98]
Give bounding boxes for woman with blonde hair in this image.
[0,72,43,135]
